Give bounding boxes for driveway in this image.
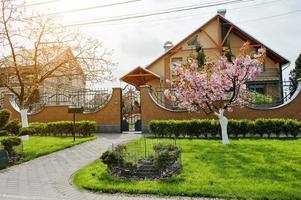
[0,133,216,200]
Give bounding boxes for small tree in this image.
[164,43,265,144]
[289,53,301,91]
[0,0,114,127]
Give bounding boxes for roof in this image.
[145,14,290,70]
[120,66,160,87]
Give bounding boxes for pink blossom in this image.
[164,46,266,114]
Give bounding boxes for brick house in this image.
[0,47,86,95]
[121,12,290,102]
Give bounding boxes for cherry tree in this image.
[164,43,266,144]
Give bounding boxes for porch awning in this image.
[120,66,160,87]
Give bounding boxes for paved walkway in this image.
[0,133,216,200]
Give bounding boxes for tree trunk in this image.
[214,109,230,144]
[20,109,29,128]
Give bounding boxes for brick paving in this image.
[0,133,217,200]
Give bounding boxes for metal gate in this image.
[121,85,141,132]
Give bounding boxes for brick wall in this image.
[140,84,301,132]
[3,88,122,133]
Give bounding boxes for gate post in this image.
[110,87,122,133]
[140,85,151,133]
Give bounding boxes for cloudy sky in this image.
[24,0,301,87]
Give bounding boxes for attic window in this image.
[187,36,198,46]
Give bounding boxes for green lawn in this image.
[0,136,96,167]
[74,138,301,199]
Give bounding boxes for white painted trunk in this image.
[20,109,29,128]
[214,109,230,144]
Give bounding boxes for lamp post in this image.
[68,106,84,142]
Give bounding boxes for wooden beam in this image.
[230,44,261,49]
[217,16,222,49]
[180,47,220,51]
[200,28,219,48]
[126,74,156,77]
[222,25,233,46]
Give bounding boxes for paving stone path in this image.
[0,133,217,200]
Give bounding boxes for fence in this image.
[9,88,112,114]
[149,80,297,110]
[111,137,180,164]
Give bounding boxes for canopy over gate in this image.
[120,66,160,87]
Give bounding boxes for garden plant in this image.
[164,42,266,144]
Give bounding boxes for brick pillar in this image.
[140,85,151,133]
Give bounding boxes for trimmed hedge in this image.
[0,109,11,129]
[5,119,21,136]
[25,120,96,137]
[149,119,301,138]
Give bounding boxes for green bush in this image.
[19,127,36,136]
[253,93,273,105]
[25,121,96,137]
[0,109,11,129]
[0,137,21,156]
[29,122,46,135]
[100,144,126,170]
[0,130,8,136]
[149,119,301,138]
[5,119,21,136]
[46,121,73,136]
[76,121,96,137]
[153,143,181,170]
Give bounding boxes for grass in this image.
[74,138,301,199]
[0,136,96,167]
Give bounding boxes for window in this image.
[247,84,266,95]
[170,57,183,76]
[187,36,198,47]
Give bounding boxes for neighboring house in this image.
[0,47,86,99]
[121,11,290,102]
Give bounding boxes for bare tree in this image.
[0,0,115,127]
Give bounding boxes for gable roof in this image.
[145,14,290,70]
[120,66,160,86]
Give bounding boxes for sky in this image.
[23,0,301,88]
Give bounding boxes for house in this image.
[0,47,86,101]
[120,11,290,102]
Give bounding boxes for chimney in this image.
[217,9,226,17]
[163,41,173,52]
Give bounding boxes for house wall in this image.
[3,88,122,133]
[145,17,282,100]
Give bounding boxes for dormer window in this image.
[187,36,198,47]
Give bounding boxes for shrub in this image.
[47,121,73,136]
[100,144,126,169]
[153,143,180,170]
[5,119,21,136]
[76,121,96,136]
[19,127,36,136]
[149,119,301,138]
[29,122,46,135]
[0,130,8,136]
[0,109,11,129]
[0,137,21,157]
[253,93,273,105]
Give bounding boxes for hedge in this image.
[0,109,11,129]
[18,120,97,137]
[5,120,21,136]
[149,119,301,138]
